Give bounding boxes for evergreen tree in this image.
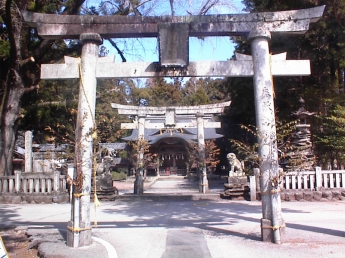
[0,0,86,176]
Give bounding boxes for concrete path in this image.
[1,199,345,258]
[1,177,345,257]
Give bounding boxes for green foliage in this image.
[314,102,345,169]
[96,79,132,142]
[230,124,260,173]
[0,40,10,58]
[230,119,300,173]
[185,140,220,171]
[127,137,153,170]
[111,171,127,181]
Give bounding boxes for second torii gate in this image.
[23,6,325,247]
[112,101,231,194]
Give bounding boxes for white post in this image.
[53,171,60,192]
[310,174,315,189]
[68,164,75,201]
[329,173,334,188]
[67,33,102,248]
[249,176,257,201]
[15,171,21,193]
[335,173,340,188]
[303,176,308,189]
[315,167,322,190]
[25,131,33,172]
[29,178,34,193]
[254,168,261,193]
[249,29,283,244]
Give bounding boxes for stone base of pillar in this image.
[134,173,144,194]
[199,173,209,193]
[66,220,77,247]
[79,222,92,246]
[277,218,286,243]
[261,218,285,243]
[261,218,273,242]
[66,221,92,248]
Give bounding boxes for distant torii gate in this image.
[112,101,231,194]
[23,6,324,247]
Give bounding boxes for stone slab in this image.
[23,6,325,39]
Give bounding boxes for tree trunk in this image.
[0,75,24,175]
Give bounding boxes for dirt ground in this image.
[0,227,38,258]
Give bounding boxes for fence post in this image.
[15,171,21,193]
[54,171,60,192]
[254,168,260,192]
[249,175,257,201]
[315,166,322,190]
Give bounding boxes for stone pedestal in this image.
[223,176,249,199]
[91,173,118,201]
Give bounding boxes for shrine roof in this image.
[122,126,223,143]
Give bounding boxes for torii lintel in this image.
[23,6,325,39]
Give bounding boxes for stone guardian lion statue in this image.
[227,153,244,177]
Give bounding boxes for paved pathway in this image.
[1,177,345,258]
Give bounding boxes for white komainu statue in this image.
[227,153,244,177]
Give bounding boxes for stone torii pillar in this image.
[196,112,207,193]
[66,33,102,247]
[248,29,283,244]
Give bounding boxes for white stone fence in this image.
[0,171,67,194]
[249,167,345,201]
[281,167,345,190]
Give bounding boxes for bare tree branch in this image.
[106,38,127,62]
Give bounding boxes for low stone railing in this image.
[281,167,345,190]
[249,167,345,201]
[0,172,67,194]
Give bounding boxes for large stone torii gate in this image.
[23,6,324,247]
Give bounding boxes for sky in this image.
[82,0,246,63]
